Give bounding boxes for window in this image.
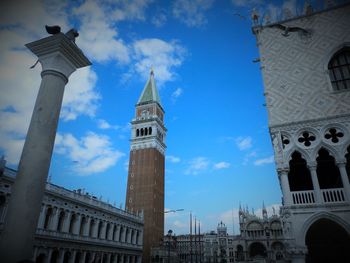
[328,48,350,91]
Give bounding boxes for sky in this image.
[0,0,341,235]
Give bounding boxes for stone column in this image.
[63,211,72,233]
[115,225,121,241]
[308,164,322,203]
[0,31,91,262]
[49,207,60,231]
[127,228,132,243]
[138,231,143,245]
[121,226,126,242]
[92,220,99,238]
[100,220,107,239]
[84,217,92,237]
[107,223,114,240]
[337,161,350,201]
[73,214,82,235]
[80,251,87,263]
[120,254,124,263]
[277,168,292,205]
[68,250,76,263]
[106,253,111,263]
[47,248,53,263]
[37,204,47,229]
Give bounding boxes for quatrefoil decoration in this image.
[281,135,290,149]
[324,128,344,143]
[298,132,316,147]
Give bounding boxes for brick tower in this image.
[126,69,166,263]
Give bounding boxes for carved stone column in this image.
[37,204,47,229]
[49,207,60,231]
[337,161,350,201]
[277,168,292,205]
[115,224,121,241]
[92,219,99,238]
[62,210,72,233]
[73,214,82,235]
[84,216,92,237]
[308,164,322,203]
[0,30,90,262]
[100,220,107,239]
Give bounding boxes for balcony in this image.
[291,188,346,205]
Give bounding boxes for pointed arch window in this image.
[316,148,342,189]
[288,151,313,191]
[328,47,350,91]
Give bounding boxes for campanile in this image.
[126,69,166,263]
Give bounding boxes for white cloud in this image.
[62,67,100,121]
[110,0,153,22]
[242,151,257,165]
[74,0,130,64]
[214,162,231,170]
[97,119,120,130]
[166,155,181,163]
[185,157,209,175]
[55,132,124,175]
[235,136,252,150]
[132,38,186,85]
[254,155,274,166]
[152,11,167,27]
[173,0,214,27]
[0,2,100,165]
[124,159,130,171]
[171,88,183,102]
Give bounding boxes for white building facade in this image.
[0,161,143,263]
[253,2,350,262]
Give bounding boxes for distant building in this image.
[152,208,286,263]
[253,2,350,262]
[126,69,167,263]
[0,159,143,263]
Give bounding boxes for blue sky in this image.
[0,0,335,234]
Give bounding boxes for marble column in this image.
[337,161,350,201]
[63,211,72,233]
[49,207,60,231]
[37,204,47,229]
[277,168,292,205]
[115,225,121,241]
[84,217,92,237]
[73,214,82,235]
[100,220,107,239]
[0,30,91,262]
[308,164,322,203]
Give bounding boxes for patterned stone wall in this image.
[254,4,350,127]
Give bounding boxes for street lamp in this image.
[165,209,184,213]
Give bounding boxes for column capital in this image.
[277,167,289,175]
[26,33,91,80]
[307,162,317,170]
[336,159,347,167]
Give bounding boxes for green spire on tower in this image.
[137,68,162,106]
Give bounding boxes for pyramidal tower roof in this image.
[137,69,162,106]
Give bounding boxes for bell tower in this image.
[126,69,166,263]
